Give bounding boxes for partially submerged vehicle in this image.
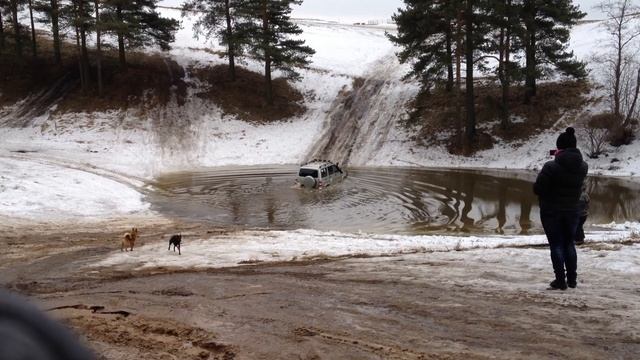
[297,159,346,189]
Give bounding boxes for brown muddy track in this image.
[1,220,638,360]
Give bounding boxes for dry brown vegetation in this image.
[54,53,188,114]
[409,81,592,154]
[191,64,305,122]
[0,33,306,122]
[0,34,71,106]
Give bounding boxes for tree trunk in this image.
[498,28,504,86]
[51,0,61,64]
[95,0,103,96]
[445,22,454,92]
[498,26,508,130]
[501,27,511,130]
[500,0,512,131]
[117,4,126,68]
[613,8,624,117]
[262,0,273,105]
[28,0,37,58]
[624,67,640,126]
[464,0,476,150]
[0,8,5,50]
[79,0,90,88]
[225,0,236,81]
[524,23,536,103]
[11,0,21,57]
[74,2,85,91]
[456,9,463,141]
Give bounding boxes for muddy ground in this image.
[1,219,638,360]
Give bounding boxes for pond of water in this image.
[147,166,640,235]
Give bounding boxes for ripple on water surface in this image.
[147,166,640,235]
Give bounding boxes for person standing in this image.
[533,127,588,290]
[575,184,590,245]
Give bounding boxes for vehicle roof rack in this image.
[301,159,335,166]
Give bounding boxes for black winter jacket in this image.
[533,148,588,212]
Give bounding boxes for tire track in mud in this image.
[0,72,78,128]
[293,326,430,360]
[51,305,237,360]
[1,152,152,196]
[306,55,419,166]
[148,62,205,169]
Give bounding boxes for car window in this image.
[299,168,318,178]
[321,168,328,178]
[328,166,335,175]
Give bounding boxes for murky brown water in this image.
[147,166,640,235]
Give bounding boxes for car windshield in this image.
[299,168,319,178]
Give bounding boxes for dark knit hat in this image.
[556,127,577,149]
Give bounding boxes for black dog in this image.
[168,234,182,255]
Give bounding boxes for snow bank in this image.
[94,226,637,271]
[0,157,149,221]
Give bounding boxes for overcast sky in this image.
[290,0,605,21]
[163,1,607,22]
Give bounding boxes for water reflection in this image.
[147,166,640,235]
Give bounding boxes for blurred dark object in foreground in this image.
[0,288,94,360]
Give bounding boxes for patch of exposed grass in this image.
[408,81,592,154]
[53,53,188,114]
[1,31,306,121]
[191,64,306,123]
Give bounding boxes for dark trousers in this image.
[541,210,579,283]
[575,215,587,244]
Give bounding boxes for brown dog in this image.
[121,227,138,252]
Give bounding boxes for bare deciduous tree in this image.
[595,0,640,126]
[583,123,610,158]
[582,113,618,157]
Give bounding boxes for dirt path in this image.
[1,222,639,360]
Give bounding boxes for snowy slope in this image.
[3,11,635,176]
[1,10,639,224]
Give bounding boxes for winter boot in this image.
[549,279,567,290]
[567,271,577,289]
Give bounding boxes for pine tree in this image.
[387,0,463,92]
[183,0,249,81]
[0,0,7,50]
[34,0,63,63]
[102,0,179,68]
[464,0,477,146]
[483,0,524,129]
[521,0,586,102]
[27,0,36,57]
[391,0,490,151]
[74,0,93,92]
[58,0,93,90]
[94,0,103,95]
[9,0,23,57]
[76,0,92,91]
[51,0,60,63]
[242,0,315,105]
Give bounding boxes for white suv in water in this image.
[297,160,346,189]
